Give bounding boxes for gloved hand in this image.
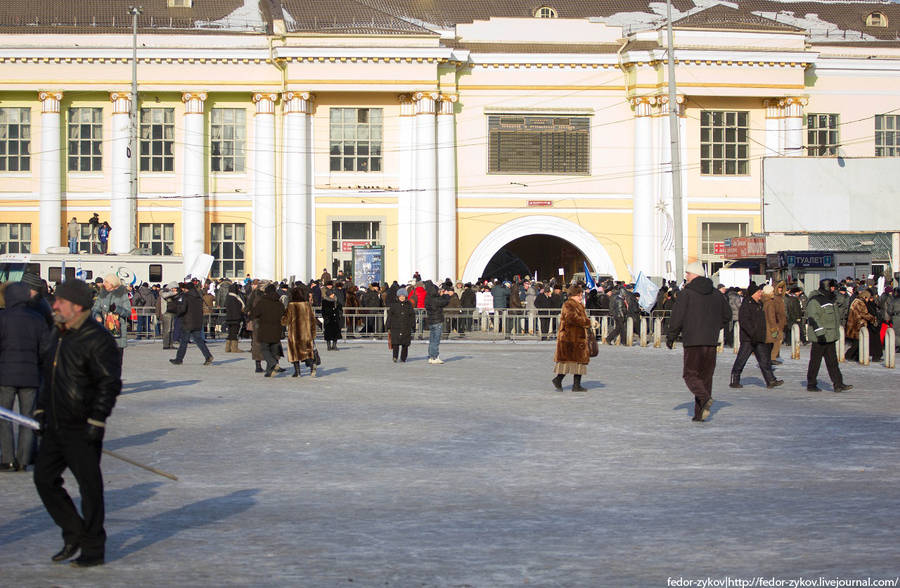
[33,410,47,436]
[85,422,105,442]
[666,339,674,350]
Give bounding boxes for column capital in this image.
[779,96,808,118]
[399,94,416,117]
[252,92,279,114]
[182,91,208,114]
[437,93,458,116]
[109,91,132,115]
[630,95,656,117]
[283,91,313,114]
[38,91,64,113]
[764,99,784,119]
[657,94,685,117]
[414,91,439,115]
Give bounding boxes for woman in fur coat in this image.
[552,285,593,392]
[386,288,416,363]
[282,284,317,377]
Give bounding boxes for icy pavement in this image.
[1,339,898,587]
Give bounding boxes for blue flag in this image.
[583,261,596,289]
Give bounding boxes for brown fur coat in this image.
[554,298,591,364]
[846,297,874,340]
[281,301,316,362]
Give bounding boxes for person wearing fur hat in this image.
[552,285,596,391]
[730,282,782,389]
[386,287,416,362]
[33,278,122,567]
[666,261,731,422]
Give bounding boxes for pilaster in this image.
[181,91,207,269]
[38,91,63,253]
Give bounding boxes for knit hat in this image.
[397,288,408,298]
[685,261,705,277]
[54,279,95,310]
[21,272,43,290]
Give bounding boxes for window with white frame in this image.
[140,108,175,172]
[67,107,103,172]
[210,108,246,172]
[534,6,558,18]
[700,222,749,258]
[0,222,31,254]
[806,113,839,156]
[488,114,590,175]
[139,223,175,255]
[875,114,900,157]
[210,223,245,278]
[0,108,31,172]
[329,108,383,172]
[330,220,381,277]
[700,110,749,175]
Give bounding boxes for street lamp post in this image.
[665,0,685,280]
[129,6,142,253]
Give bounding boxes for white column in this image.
[782,97,807,156]
[414,91,438,281]
[437,93,458,282]
[282,91,313,280]
[764,99,783,157]
[397,94,416,282]
[38,91,63,254]
[656,95,684,279]
[109,92,133,254]
[631,96,655,278]
[252,92,278,280]
[181,92,207,270]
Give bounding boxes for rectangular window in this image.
[67,107,103,172]
[139,222,176,256]
[209,222,245,278]
[330,220,381,276]
[807,113,839,156]
[329,108,383,172]
[140,108,175,172]
[0,108,31,172]
[875,114,900,157]
[210,108,246,172]
[701,222,749,257]
[0,222,32,254]
[488,115,589,175]
[700,111,749,175]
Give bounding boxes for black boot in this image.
[292,362,301,377]
[572,374,586,392]
[551,374,564,391]
[255,361,264,373]
[729,373,743,388]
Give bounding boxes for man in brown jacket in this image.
[765,282,787,364]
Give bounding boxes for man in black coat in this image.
[0,282,51,471]
[33,279,121,567]
[170,282,213,366]
[250,284,286,376]
[666,262,731,422]
[729,282,782,389]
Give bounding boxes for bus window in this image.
[26,263,40,275]
[149,264,163,283]
[48,267,62,283]
[84,270,93,281]
[65,267,76,281]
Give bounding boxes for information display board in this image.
[352,246,384,288]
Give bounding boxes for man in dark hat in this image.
[33,279,121,567]
[21,272,54,326]
[729,282,782,389]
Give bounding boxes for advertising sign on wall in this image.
[352,245,384,288]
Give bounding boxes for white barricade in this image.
[885,328,896,369]
[717,328,724,353]
[733,322,741,355]
[791,323,801,360]
[653,317,663,348]
[601,316,609,344]
[639,317,648,347]
[837,326,845,362]
[625,317,634,347]
[859,327,870,366]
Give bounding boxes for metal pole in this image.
[665,0,685,280]
[129,6,142,254]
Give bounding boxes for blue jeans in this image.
[175,329,212,362]
[68,237,77,254]
[428,323,443,359]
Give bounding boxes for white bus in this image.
[0,252,186,286]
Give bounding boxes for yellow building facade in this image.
[1,1,898,283]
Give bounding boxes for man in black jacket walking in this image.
[170,282,214,366]
[667,262,731,422]
[33,279,121,567]
[729,282,783,389]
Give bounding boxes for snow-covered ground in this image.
[2,340,898,586]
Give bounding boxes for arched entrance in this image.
[462,216,618,283]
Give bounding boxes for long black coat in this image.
[0,282,51,388]
[177,287,205,331]
[738,296,767,343]
[386,300,416,346]
[321,292,342,341]
[250,294,285,344]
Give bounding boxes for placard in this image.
[352,246,384,288]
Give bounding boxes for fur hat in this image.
[762,284,775,296]
[54,279,95,310]
[685,261,705,277]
